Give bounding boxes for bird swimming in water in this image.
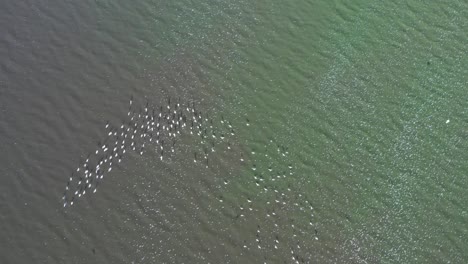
[61,95,313,263]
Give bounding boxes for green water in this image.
[1,0,467,263]
[216,0,468,262]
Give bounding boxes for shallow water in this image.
[1,0,467,263]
